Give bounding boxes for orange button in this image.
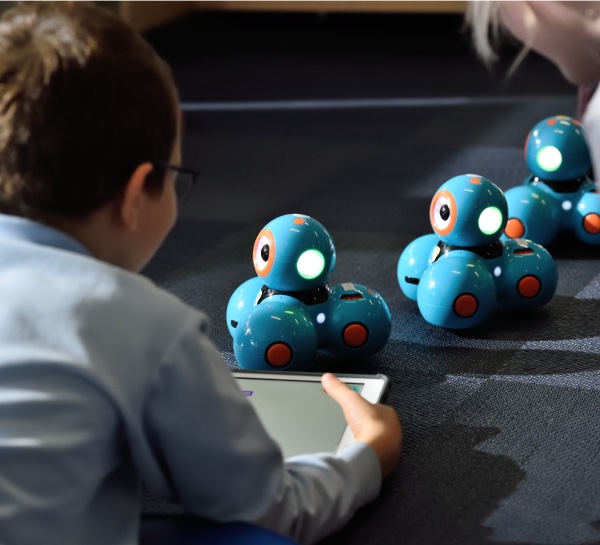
[583,213,600,234]
[266,343,292,367]
[343,323,368,347]
[505,218,525,239]
[517,275,541,298]
[453,294,478,318]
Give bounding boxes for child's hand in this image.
[322,373,402,478]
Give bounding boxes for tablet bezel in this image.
[232,370,390,455]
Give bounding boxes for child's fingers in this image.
[322,372,402,478]
[321,373,368,409]
[321,372,375,432]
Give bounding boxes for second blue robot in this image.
[397,174,558,329]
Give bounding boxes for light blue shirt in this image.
[0,214,380,545]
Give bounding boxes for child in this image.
[466,1,600,178]
[0,3,402,545]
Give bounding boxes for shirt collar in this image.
[0,213,91,256]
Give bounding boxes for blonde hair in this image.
[465,1,502,66]
[465,1,531,76]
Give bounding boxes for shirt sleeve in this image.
[139,316,381,545]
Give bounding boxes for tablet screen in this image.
[237,377,363,459]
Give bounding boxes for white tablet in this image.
[233,370,390,459]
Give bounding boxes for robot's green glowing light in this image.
[478,206,503,235]
[537,146,562,172]
[297,249,325,279]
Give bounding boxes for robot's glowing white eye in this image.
[297,249,325,280]
[537,146,562,172]
[478,206,503,235]
[254,235,270,271]
[432,195,452,230]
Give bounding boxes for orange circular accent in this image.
[547,119,558,125]
[505,218,525,239]
[517,275,541,298]
[266,343,292,367]
[342,323,368,347]
[573,119,582,126]
[453,294,478,318]
[469,177,481,185]
[524,131,531,159]
[583,213,600,234]
[430,189,458,236]
[253,228,275,277]
[293,217,306,225]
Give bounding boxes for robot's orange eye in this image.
[430,190,457,235]
[253,229,275,277]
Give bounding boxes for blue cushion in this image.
[139,515,298,545]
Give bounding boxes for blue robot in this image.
[503,115,600,246]
[397,174,558,329]
[227,214,391,370]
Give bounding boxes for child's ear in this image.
[120,162,154,230]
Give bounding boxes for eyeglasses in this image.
[155,162,199,205]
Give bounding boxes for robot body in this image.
[397,174,557,328]
[228,214,391,370]
[504,115,600,245]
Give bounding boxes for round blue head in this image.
[525,115,591,181]
[253,214,336,291]
[430,174,508,247]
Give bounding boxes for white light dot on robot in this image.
[296,249,325,280]
[537,146,562,172]
[494,266,502,277]
[562,200,572,211]
[316,313,326,324]
[478,206,503,235]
